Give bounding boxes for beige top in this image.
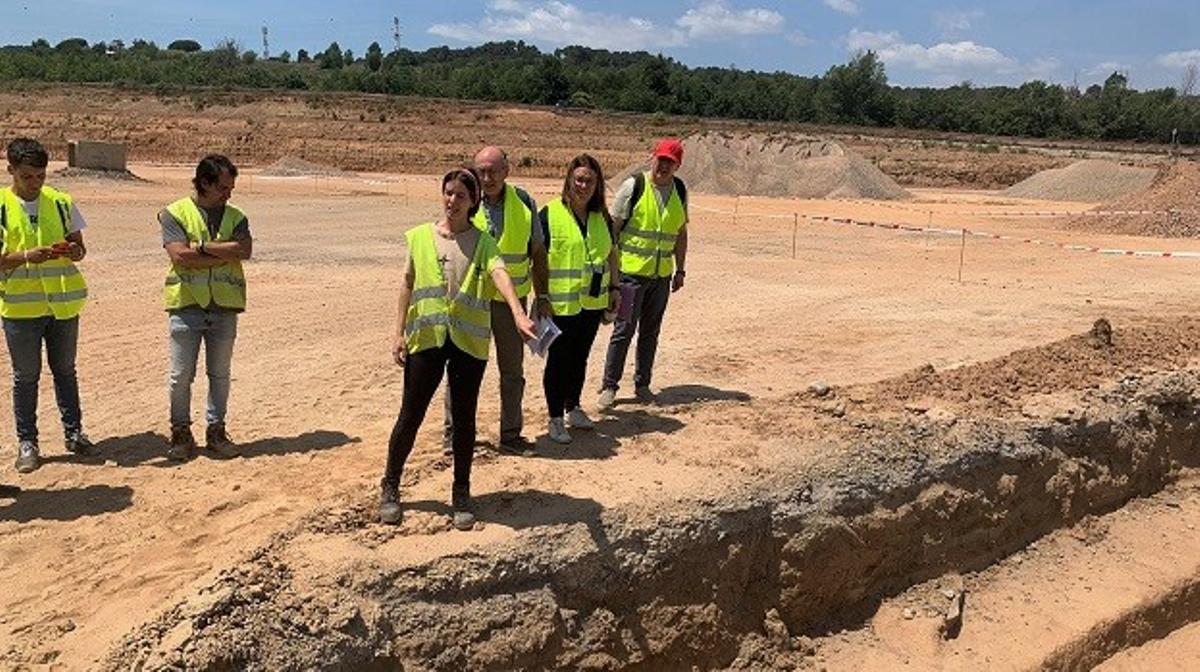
[403,224,505,298]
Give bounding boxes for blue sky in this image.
[3,1,1198,89]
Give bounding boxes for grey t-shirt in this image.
[611,175,689,223]
[159,202,250,245]
[478,185,543,251]
[159,201,251,313]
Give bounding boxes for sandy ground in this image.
[3,163,1200,668]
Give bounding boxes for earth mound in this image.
[1065,160,1200,237]
[1001,159,1156,202]
[613,132,910,200]
[260,156,356,178]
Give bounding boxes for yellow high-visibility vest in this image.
[405,223,499,360]
[0,186,88,320]
[162,197,247,311]
[473,183,532,299]
[545,199,612,316]
[619,172,686,278]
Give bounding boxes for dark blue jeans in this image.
[3,316,82,443]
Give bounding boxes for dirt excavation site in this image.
[1,90,1200,670]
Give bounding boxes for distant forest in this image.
[3,37,1199,145]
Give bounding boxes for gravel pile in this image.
[260,156,356,178]
[1002,159,1156,202]
[1066,160,1200,238]
[53,167,147,182]
[613,132,910,200]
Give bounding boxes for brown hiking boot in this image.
[205,423,241,459]
[167,426,196,462]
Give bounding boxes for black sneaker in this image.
[167,426,196,462]
[451,488,475,530]
[379,479,402,524]
[64,430,95,456]
[495,436,536,456]
[205,423,241,459]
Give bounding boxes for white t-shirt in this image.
[18,196,87,233]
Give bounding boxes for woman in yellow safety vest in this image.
[540,154,620,445]
[381,167,536,529]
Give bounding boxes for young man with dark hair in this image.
[0,138,93,473]
[159,154,252,461]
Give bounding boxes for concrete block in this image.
[68,141,127,171]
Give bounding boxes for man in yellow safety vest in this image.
[0,138,93,473]
[443,146,550,455]
[159,155,252,461]
[597,138,689,411]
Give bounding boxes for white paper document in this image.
[527,317,561,357]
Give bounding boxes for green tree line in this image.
[2,37,1198,144]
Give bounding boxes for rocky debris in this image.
[53,167,148,182]
[1090,318,1114,347]
[940,591,966,640]
[1002,159,1156,202]
[612,131,911,200]
[809,381,832,398]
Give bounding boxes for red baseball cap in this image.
[652,138,683,166]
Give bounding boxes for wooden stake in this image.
[958,228,967,283]
[792,213,798,259]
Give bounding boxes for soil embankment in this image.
[104,321,1200,670]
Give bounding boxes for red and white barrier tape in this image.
[692,203,1200,260]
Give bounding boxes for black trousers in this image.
[543,309,603,418]
[385,339,486,492]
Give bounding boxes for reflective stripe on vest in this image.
[619,172,685,278]
[404,223,498,360]
[0,186,88,319]
[162,197,248,311]
[473,183,532,298]
[546,199,612,317]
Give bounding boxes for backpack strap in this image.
[629,172,645,216]
[55,199,71,237]
[674,176,687,211]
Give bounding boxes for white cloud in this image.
[845,29,1016,72]
[1156,50,1200,69]
[786,32,814,47]
[934,9,983,36]
[429,1,784,51]
[677,1,784,40]
[1086,61,1131,77]
[429,1,683,51]
[824,0,859,15]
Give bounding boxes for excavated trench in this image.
[106,366,1200,671]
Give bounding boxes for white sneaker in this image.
[566,407,595,430]
[548,417,572,444]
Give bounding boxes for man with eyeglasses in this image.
[443,146,550,455]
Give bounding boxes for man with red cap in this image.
[597,138,689,411]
